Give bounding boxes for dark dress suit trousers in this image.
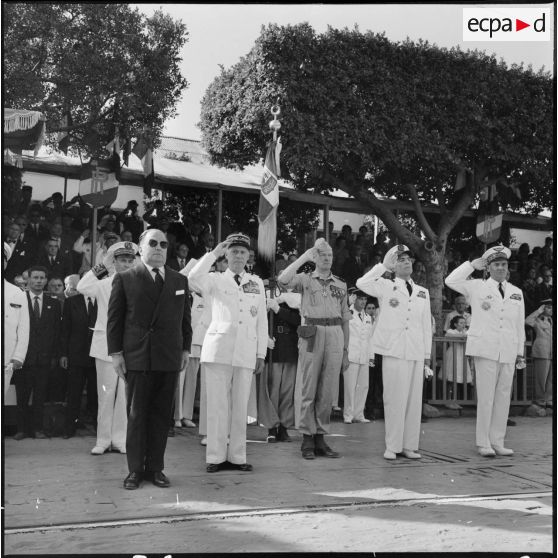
[65,365,97,431]
[14,366,49,434]
[126,370,179,473]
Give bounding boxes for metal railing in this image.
[426,336,533,406]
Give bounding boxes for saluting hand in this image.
[471,257,487,271]
[211,241,230,259]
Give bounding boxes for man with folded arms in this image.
[445,245,524,457]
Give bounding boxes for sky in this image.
[134,3,555,141]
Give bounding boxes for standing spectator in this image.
[522,267,539,314]
[525,300,553,409]
[331,236,349,277]
[445,246,525,457]
[46,276,66,308]
[25,204,51,253]
[189,234,267,473]
[60,289,98,438]
[357,245,432,460]
[343,290,374,424]
[78,242,138,456]
[536,269,552,305]
[3,244,29,396]
[540,237,553,268]
[278,238,351,460]
[48,222,74,260]
[116,200,144,243]
[64,274,80,299]
[107,230,192,490]
[363,298,383,420]
[516,243,530,277]
[41,192,65,224]
[262,290,301,442]
[3,222,30,282]
[17,185,33,215]
[12,266,62,440]
[341,244,366,288]
[167,243,190,271]
[37,239,73,280]
[443,295,472,333]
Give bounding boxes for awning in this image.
[3,108,47,166]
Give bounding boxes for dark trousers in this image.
[14,366,49,434]
[47,366,68,403]
[65,365,97,432]
[365,355,384,419]
[125,370,179,474]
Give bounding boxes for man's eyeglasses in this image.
[148,239,168,249]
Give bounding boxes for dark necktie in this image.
[153,268,164,294]
[87,297,94,315]
[180,258,185,269]
[234,274,241,286]
[406,281,413,296]
[498,282,505,298]
[33,295,40,319]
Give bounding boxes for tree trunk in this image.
[419,243,446,337]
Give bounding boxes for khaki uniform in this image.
[445,262,525,449]
[278,271,351,436]
[356,264,432,453]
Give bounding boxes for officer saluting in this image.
[188,233,268,472]
[445,245,525,457]
[356,245,432,460]
[277,238,351,460]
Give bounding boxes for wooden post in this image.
[63,174,68,203]
[216,188,223,242]
[324,204,330,243]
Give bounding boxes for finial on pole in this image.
[269,105,281,140]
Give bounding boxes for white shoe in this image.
[200,437,207,446]
[181,419,197,428]
[402,449,421,459]
[354,418,371,423]
[492,446,514,456]
[478,446,496,457]
[383,450,397,460]
[343,419,353,424]
[111,446,126,454]
[91,445,108,455]
[174,420,183,428]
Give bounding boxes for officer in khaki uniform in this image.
[278,238,351,459]
[188,233,267,472]
[356,245,432,460]
[446,245,525,457]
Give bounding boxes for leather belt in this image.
[305,317,343,327]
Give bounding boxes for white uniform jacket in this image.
[188,252,268,369]
[356,264,432,361]
[445,262,525,363]
[77,270,113,362]
[3,280,30,366]
[190,291,212,347]
[347,305,375,364]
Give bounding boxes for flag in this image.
[133,134,154,196]
[476,183,502,243]
[257,138,281,262]
[79,152,120,208]
[57,108,72,154]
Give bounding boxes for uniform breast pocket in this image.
[309,287,323,306]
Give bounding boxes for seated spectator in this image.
[37,239,73,282]
[443,295,471,333]
[536,268,552,304]
[97,213,120,242]
[167,242,190,271]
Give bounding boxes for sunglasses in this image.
[147,239,168,249]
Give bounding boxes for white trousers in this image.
[343,362,369,421]
[474,357,514,448]
[95,358,127,450]
[204,363,253,464]
[382,356,423,453]
[198,364,207,436]
[294,348,304,429]
[247,374,258,424]
[174,356,199,421]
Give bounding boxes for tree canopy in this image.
[199,23,553,330]
[3,3,188,155]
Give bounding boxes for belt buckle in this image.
[277,326,284,333]
[324,318,331,326]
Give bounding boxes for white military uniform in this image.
[343,304,374,422]
[445,260,525,450]
[356,264,432,454]
[188,252,268,465]
[77,270,127,451]
[3,280,30,399]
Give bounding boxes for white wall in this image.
[509,228,552,251]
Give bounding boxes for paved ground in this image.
[3,415,553,554]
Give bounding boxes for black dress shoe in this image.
[507,418,517,426]
[301,447,316,460]
[315,445,341,458]
[152,471,170,487]
[124,472,142,490]
[277,425,291,442]
[13,432,27,441]
[168,427,175,437]
[232,463,253,472]
[267,427,277,443]
[206,463,222,473]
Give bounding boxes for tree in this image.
[3,3,188,156]
[199,24,553,331]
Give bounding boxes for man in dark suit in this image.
[107,229,192,490]
[26,204,51,247]
[342,244,366,288]
[12,266,62,440]
[60,291,98,438]
[167,242,189,271]
[37,239,73,280]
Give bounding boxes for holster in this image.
[297,325,318,353]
